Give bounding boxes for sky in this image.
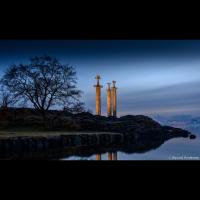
[0,40,200,117]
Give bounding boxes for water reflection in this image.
[108,152,112,160]
[113,152,117,160]
[96,152,118,160]
[0,133,195,160]
[96,153,101,160]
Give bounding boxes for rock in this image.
[190,134,196,139]
[71,135,81,146]
[80,134,90,146]
[60,135,69,147]
[112,134,123,145]
[88,134,98,146]
[0,109,194,159]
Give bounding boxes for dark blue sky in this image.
[0,40,200,116]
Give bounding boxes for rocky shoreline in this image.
[0,111,195,159]
[0,133,122,159]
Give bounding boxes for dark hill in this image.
[0,107,191,140]
[0,108,194,159]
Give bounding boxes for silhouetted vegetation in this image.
[0,55,84,128]
[0,85,19,108]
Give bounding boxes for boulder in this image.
[189,134,196,139]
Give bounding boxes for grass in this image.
[0,127,120,139]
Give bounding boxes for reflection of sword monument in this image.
[96,153,101,160]
[108,152,113,160]
[108,152,118,160]
[112,152,117,160]
[96,152,118,160]
[94,75,103,115]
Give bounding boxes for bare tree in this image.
[0,85,18,108]
[63,101,85,114]
[1,55,82,126]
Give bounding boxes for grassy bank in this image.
[0,128,119,139]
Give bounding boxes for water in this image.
[63,136,200,160]
[1,126,199,160]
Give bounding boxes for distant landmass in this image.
[152,115,200,134]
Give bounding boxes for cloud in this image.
[125,82,199,114]
[87,81,200,116]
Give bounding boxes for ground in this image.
[0,130,120,139]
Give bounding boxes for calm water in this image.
[1,128,199,160]
[63,135,200,160]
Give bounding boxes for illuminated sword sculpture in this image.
[94,75,103,115]
[107,82,112,117]
[111,80,117,117]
